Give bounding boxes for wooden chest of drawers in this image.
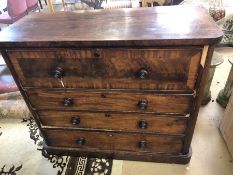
[0,6,223,164]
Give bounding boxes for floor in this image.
[120,48,233,175]
[0,117,115,175]
[0,1,233,175]
[0,65,14,83]
[0,50,233,175]
[1,49,233,175]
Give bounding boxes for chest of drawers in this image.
[0,6,223,164]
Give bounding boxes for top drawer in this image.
[7,47,202,90]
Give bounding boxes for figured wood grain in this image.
[0,6,223,48]
[38,111,188,134]
[44,129,184,154]
[182,45,213,153]
[0,6,224,164]
[7,48,201,90]
[187,51,202,88]
[0,50,47,141]
[27,89,193,113]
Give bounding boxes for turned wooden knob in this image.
[138,140,147,149]
[63,98,73,107]
[76,137,85,145]
[71,116,80,125]
[53,67,64,79]
[138,99,148,110]
[138,120,148,129]
[137,69,148,79]
[94,49,100,57]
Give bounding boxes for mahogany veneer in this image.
[0,6,223,164]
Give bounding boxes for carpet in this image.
[0,92,31,119]
[0,117,122,175]
[0,65,18,94]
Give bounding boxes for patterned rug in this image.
[0,117,122,175]
[0,65,18,94]
[0,92,30,119]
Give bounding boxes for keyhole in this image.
[101,93,107,98]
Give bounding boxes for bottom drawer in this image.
[44,130,184,154]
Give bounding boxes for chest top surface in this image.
[0,6,223,48]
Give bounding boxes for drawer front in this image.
[27,90,193,113]
[44,130,184,154]
[39,111,188,134]
[8,48,201,90]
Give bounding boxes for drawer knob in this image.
[76,137,85,145]
[138,140,147,149]
[138,99,148,110]
[63,98,73,107]
[53,67,64,79]
[71,116,80,125]
[138,120,148,129]
[137,69,148,79]
[94,49,100,57]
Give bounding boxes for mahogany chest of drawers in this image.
[0,6,223,164]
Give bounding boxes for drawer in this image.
[39,111,188,134]
[8,47,202,90]
[44,130,184,154]
[27,89,193,113]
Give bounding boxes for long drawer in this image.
[8,47,202,90]
[44,130,184,154]
[27,89,193,113]
[39,111,188,134]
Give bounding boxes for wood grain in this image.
[182,45,213,153]
[7,47,202,90]
[0,6,223,48]
[200,45,209,68]
[38,111,188,134]
[44,143,192,164]
[27,89,193,113]
[44,129,184,154]
[0,6,223,164]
